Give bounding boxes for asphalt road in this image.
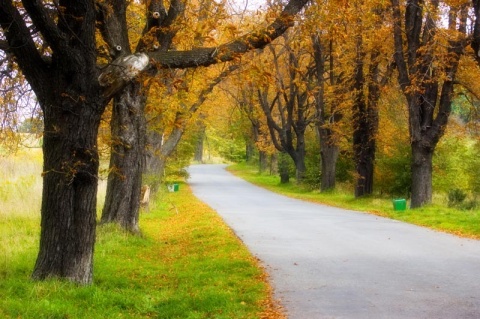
[187,164,480,319]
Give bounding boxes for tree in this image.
[256,33,317,182]
[0,0,308,284]
[306,0,354,192]
[351,1,392,197]
[391,0,468,208]
[311,34,343,191]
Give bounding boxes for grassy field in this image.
[227,162,480,240]
[0,151,283,319]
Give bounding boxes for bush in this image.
[375,142,412,197]
[448,188,467,207]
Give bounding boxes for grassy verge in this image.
[1,151,282,318]
[227,162,480,240]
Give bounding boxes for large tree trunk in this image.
[352,54,379,197]
[32,96,102,285]
[293,135,306,182]
[27,1,102,284]
[319,127,339,191]
[410,142,434,208]
[353,134,376,197]
[101,83,146,233]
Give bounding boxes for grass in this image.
[0,150,283,319]
[227,162,480,240]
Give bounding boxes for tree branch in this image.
[96,0,131,57]
[391,0,410,92]
[136,0,184,52]
[0,0,49,97]
[21,0,67,54]
[148,0,309,68]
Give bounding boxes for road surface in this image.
[187,164,480,319]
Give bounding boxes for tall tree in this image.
[351,1,392,197]
[257,34,316,182]
[0,0,309,283]
[311,35,343,191]
[391,0,468,207]
[99,0,182,233]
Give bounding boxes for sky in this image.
[227,0,267,12]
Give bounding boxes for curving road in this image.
[187,164,480,319]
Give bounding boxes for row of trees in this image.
[217,0,479,206]
[0,0,307,284]
[0,0,479,285]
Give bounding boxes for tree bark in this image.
[319,127,339,191]
[293,134,306,182]
[101,82,146,233]
[352,38,380,197]
[410,142,433,207]
[33,97,102,284]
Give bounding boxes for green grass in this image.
[227,162,480,239]
[0,151,282,319]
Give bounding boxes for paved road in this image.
[187,164,480,319]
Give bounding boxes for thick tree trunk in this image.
[353,104,377,197]
[320,141,339,191]
[354,140,375,197]
[318,126,339,191]
[410,142,434,208]
[32,99,102,284]
[294,134,306,183]
[101,83,146,233]
[352,35,377,198]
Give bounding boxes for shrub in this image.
[448,188,467,207]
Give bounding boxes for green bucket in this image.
[393,198,407,211]
[173,183,179,192]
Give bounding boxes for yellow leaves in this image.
[443,0,470,8]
